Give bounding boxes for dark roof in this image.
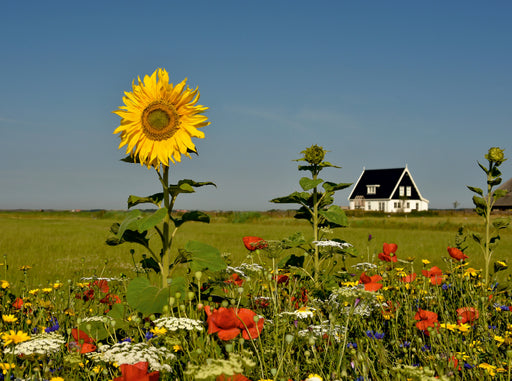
[493,178,512,208]
[348,167,425,201]
[349,168,405,199]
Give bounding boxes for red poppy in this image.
[447,247,468,262]
[113,362,159,381]
[422,266,443,285]
[205,306,264,340]
[100,293,122,306]
[457,307,479,325]
[92,279,110,294]
[12,298,24,309]
[414,308,438,334]
[242,236,267,251]
[216,374,251,381]
[224,273,244,286]
[359,272,383,292]
[68,328,96,354]
[275,274,290,285]
[82,288,95,301]
[400,273,417,283]
[378,243,398,262]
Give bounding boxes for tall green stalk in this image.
[467,147,509,286]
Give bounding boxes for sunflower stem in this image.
[161,165,171,289]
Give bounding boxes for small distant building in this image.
[493,178,512,211]
[348,166,429,213]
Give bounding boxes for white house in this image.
[348,166,429,213]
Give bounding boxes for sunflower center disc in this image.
[141,101,180,141]
[147,109,170,130]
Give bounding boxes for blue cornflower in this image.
[45,317,60,333]
[144,331,154,341]
[347,342,358,349]
[442,283,451,290]
[399,341,411,348]
[421,344,431,352]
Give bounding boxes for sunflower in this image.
[113,68,209,168]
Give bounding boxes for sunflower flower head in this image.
[113,68,209,168]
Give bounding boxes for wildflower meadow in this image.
[0,68,511,381]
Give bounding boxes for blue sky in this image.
[1,1,511,211]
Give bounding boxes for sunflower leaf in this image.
[299,177,323,191]
[173,211,210,228]
[136,208,168,233]
[318,205,349,227]
[270,191,310,205]
[169,179,216,198]
[127,193,164,209]
[184,240,226,273]
[322,181,353,193]
[126,277,170,315]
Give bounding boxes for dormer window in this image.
[367,185,379,194]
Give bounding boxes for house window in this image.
[406,186,411,197]
[379,202,385,211]
[399,186,404,196]
[416,202,419,210]
[367,201,371,210]
[394,202,401,208]
[367,185,379,194]
[406,202,410,208]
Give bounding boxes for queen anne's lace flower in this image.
[153,317,204,331]
[312,240,351,249]
[89,341,174,372]
[7,332,65,356]
[297,321,346,342]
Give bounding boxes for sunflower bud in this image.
[301,144,325,165]
[485,147,506,165]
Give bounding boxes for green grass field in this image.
[0,210,510,288]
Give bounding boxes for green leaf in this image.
[278,254,305,269]
[467,186,483,196]
[127,193,164,209]
[116,210,142,239]
[477,161,489,174]
[126,277,170,315]
[136,207,168,233]
[319,161,341,169]
[472,195,487,210]
[472,233,482,244]
[185,240,226,273]
[120,155,141,164]
[318,205,349,227]
[493,189,509,200]
[168,180,216,198]
[141,257,160,273]
[174,211,210,228]
[168,276,187,300]
[281,232,307,248]
[107,303,129,332]
[81,320,110,341]
[299,177,323,191]
[493,218,510,230]
[488,178,502,187]
[322,181,352,193]
[270,191,310,205]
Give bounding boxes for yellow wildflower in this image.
[494,335,505,346]
[2,330,30,346]
[464,268,480,278]
[53,282,63,289]
[28,289,40,295]
[0,280,9,289]
[2,314,18,324]
[173,345,183,352]
[457,323,471,333]
[50,378,65,381]
[421,259,431,265]
[439,323,457,332]
[19,265,32,271]
[150,326,168,336]
[42,288,53,294]
[0,363,16,374]
[478,363,497,376]
[305,374,323,381]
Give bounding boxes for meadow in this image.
[1,209,512,381]
[0,210,509,287]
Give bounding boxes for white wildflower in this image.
[238,263,264,272]
[7,332,65,356]
[297,321,346,342]
[89,341,174,372]
[153,317,204,332]
[352,262,378,270]
[312,240,351,249]
[281,306,316,319]
[226,266,247,277]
